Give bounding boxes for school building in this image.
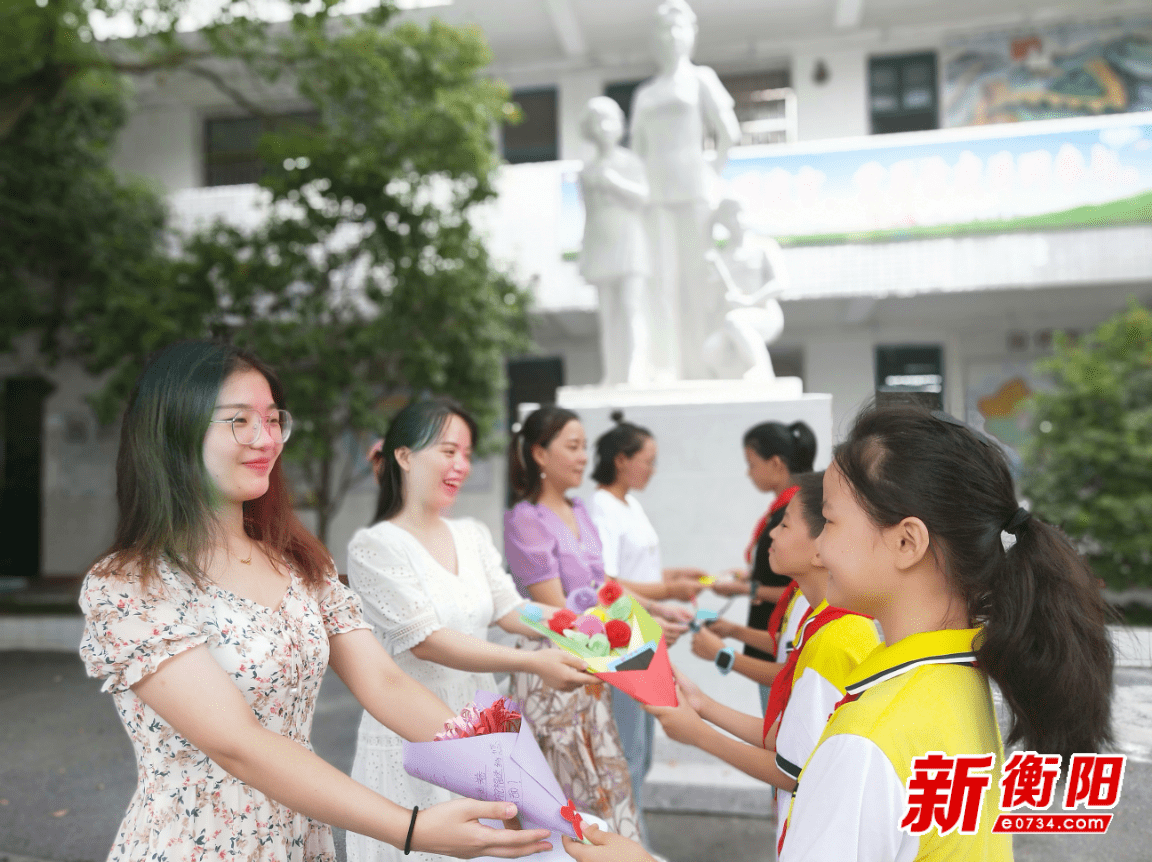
[2,0,1151,581]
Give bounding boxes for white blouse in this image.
[589,489,662,584]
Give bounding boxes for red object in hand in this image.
[548,608,578,634]
[560,799,584,841]
[605,619,631,649]
[597,581,623,606]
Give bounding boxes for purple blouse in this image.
[504,498,606,598]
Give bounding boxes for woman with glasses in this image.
[79,340,553,862]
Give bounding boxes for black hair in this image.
[743,421,816,475]
[371,397,478,523]
[834,402,1113,761]
[591,410,653,486]
[793,471,826,539]
[508,405,580,503]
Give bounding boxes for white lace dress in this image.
[345,518,525,862]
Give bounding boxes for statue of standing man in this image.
[630,0,741,380]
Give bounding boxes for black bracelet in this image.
[404,805,419,856]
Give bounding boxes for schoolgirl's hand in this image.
[649,601,693,625]
[531,650,598,692]
[665,578,706,602]
[655,616,689,647]
[664,567,709,585]
[411,799,552,858]
[710,578,751,597]
[562,823,656,862]
[671,666,708,713]
[707,618,736,638]
[691,626,725,662]
[643,685,706,744]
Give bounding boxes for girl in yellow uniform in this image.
[562,403,1114,862]
[775,403,1114,861]
[643,472,878,853]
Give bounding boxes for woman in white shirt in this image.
[588,411,707,842]
[347,398,595,862]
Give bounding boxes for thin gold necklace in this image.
[239,540,254,565]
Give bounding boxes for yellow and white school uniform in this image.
[779,628,1012,862]
[775,588,810,664]
[771,600,880,852]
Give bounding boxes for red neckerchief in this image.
[761,603,859,744]
[744,485,799,564]
[762,580,800,657]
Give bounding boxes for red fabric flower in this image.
[597,581,623,606]
[548,608,578,634]
[605,619,631,649]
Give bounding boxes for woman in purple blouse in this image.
[504,406,642,843]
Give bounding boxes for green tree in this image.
[0,0,173,358]
[1022,301,1152,587]
[80,1,531,542]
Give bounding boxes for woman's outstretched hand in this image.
[561,822,656,862]
[412,800,552,858]
[532,649,599,692]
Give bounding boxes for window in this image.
[502,88,558,164]
[720,69,795,145]
[768,345,804,385]
[869,53,938,134]
[875,344,943,410]
[203,111,319,187]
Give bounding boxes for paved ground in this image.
[1,652,1149,862]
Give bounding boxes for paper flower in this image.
[522,604,543,623]
[605,619,631,649]
[575,615,605,637]
[566,586,599,613]
[598,581,623,606]
[519,594,678,706]
[434,696,522,741]
[548,608,578,634]
[587,633,610,656]
[607,596,632,620]
[560,799,585,840]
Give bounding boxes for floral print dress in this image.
[80,558,369,862]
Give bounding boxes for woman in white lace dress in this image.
[347,399,595,862]
[79,341,553,862]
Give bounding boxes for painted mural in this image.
[942,17,1152,128]
[965,360,1048,475]
[718,112,1152,246]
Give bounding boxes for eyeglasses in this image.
[209,409,293,445]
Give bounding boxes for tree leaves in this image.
[1022,301,1152,586]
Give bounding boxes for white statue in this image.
[629,0,742,380]
[578,97,652,385]
[702,199,788,381]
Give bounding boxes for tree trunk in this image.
[315,454,333,546]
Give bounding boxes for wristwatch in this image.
[715,646,736,675]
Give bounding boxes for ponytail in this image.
[508,405,579,504]
[977,518,1114,762]
[835,403,1113,761]
[743,420,816,475]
